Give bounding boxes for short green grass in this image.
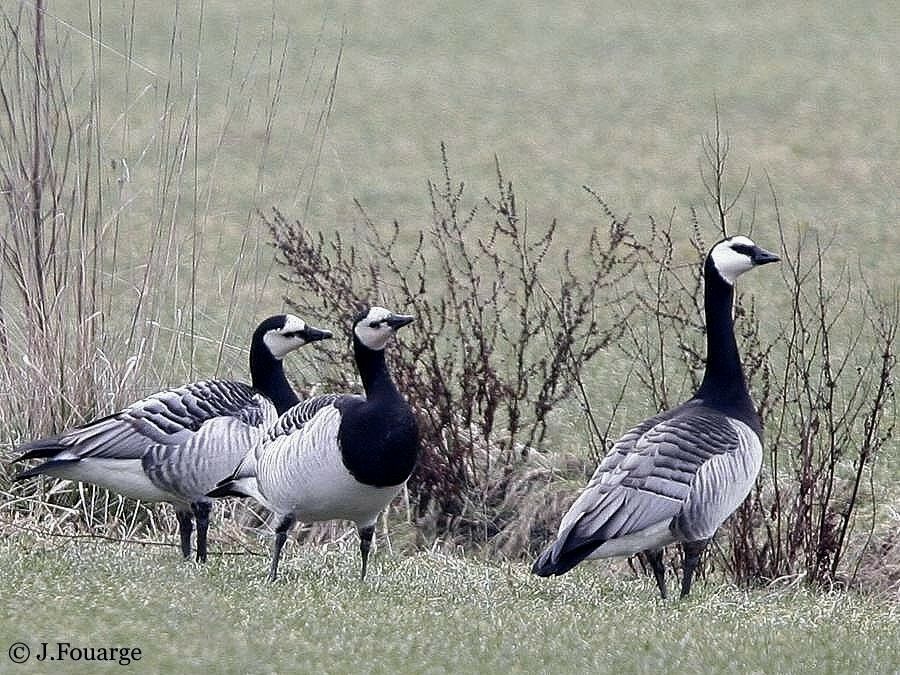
[33,1,900,266]
[1,538,898,674]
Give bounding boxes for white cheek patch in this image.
[263,315,311,358]
[264,331,304,358]
[711,244,754,285]
[354,307,394,351]
[354,323,391,351]
[264,332,291,359]
[365,307,392,324]
[282,314,306,334]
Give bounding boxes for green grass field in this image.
[26,1,900,271]
[2,2,899,673]
[2,539,899,674]
[5,0,891,395]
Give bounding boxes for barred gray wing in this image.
[267,394,354,440]
[141,395,278,498]
[558,407,745,548]
[16,380,264,462]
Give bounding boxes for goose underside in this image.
[533,519,676,576]
[16,457,182,504]
[288,482,402,526]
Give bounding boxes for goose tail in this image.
[531,539,590,577]
[13,457,79,482]
[207,450,272,510]
[531,520,598,577]
[207,476,272,512]
[12,438,67,463]
[207,475,255,500]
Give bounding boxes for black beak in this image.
[301,325,333,343]
[752,246,780,266]
[385,313,415,330]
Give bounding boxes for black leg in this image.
[358,524,376,582]
[268,514,296,583]
[192,501,213,563]
[645,549,667,599]
[175,510,194,560]
[681,539,708,598]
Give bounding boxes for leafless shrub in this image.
[266,144,645,548]
[727,227,897,588]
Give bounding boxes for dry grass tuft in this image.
[854,505,900,598]
[413,432,589,560]
[0,2,340,542]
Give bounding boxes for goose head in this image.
[259,314,333,359]
[708,235,780,285]
[353,305,415,351]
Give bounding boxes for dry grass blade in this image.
[0,2,341,546]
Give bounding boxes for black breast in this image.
[336,397,420,488]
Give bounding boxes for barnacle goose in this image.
[532,235,779,598]
[209,306,419,582]
[13,315,332,562]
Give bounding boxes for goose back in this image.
[15,380,277,501]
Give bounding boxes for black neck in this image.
[694,259,749,406]
[353,338,399,399]
[249,340,299,415]
[339,333,419,488]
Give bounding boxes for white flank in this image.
[42,458,182,505]
[145,410,274,499]
[677,418,763,540]
[257,405,402,526]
